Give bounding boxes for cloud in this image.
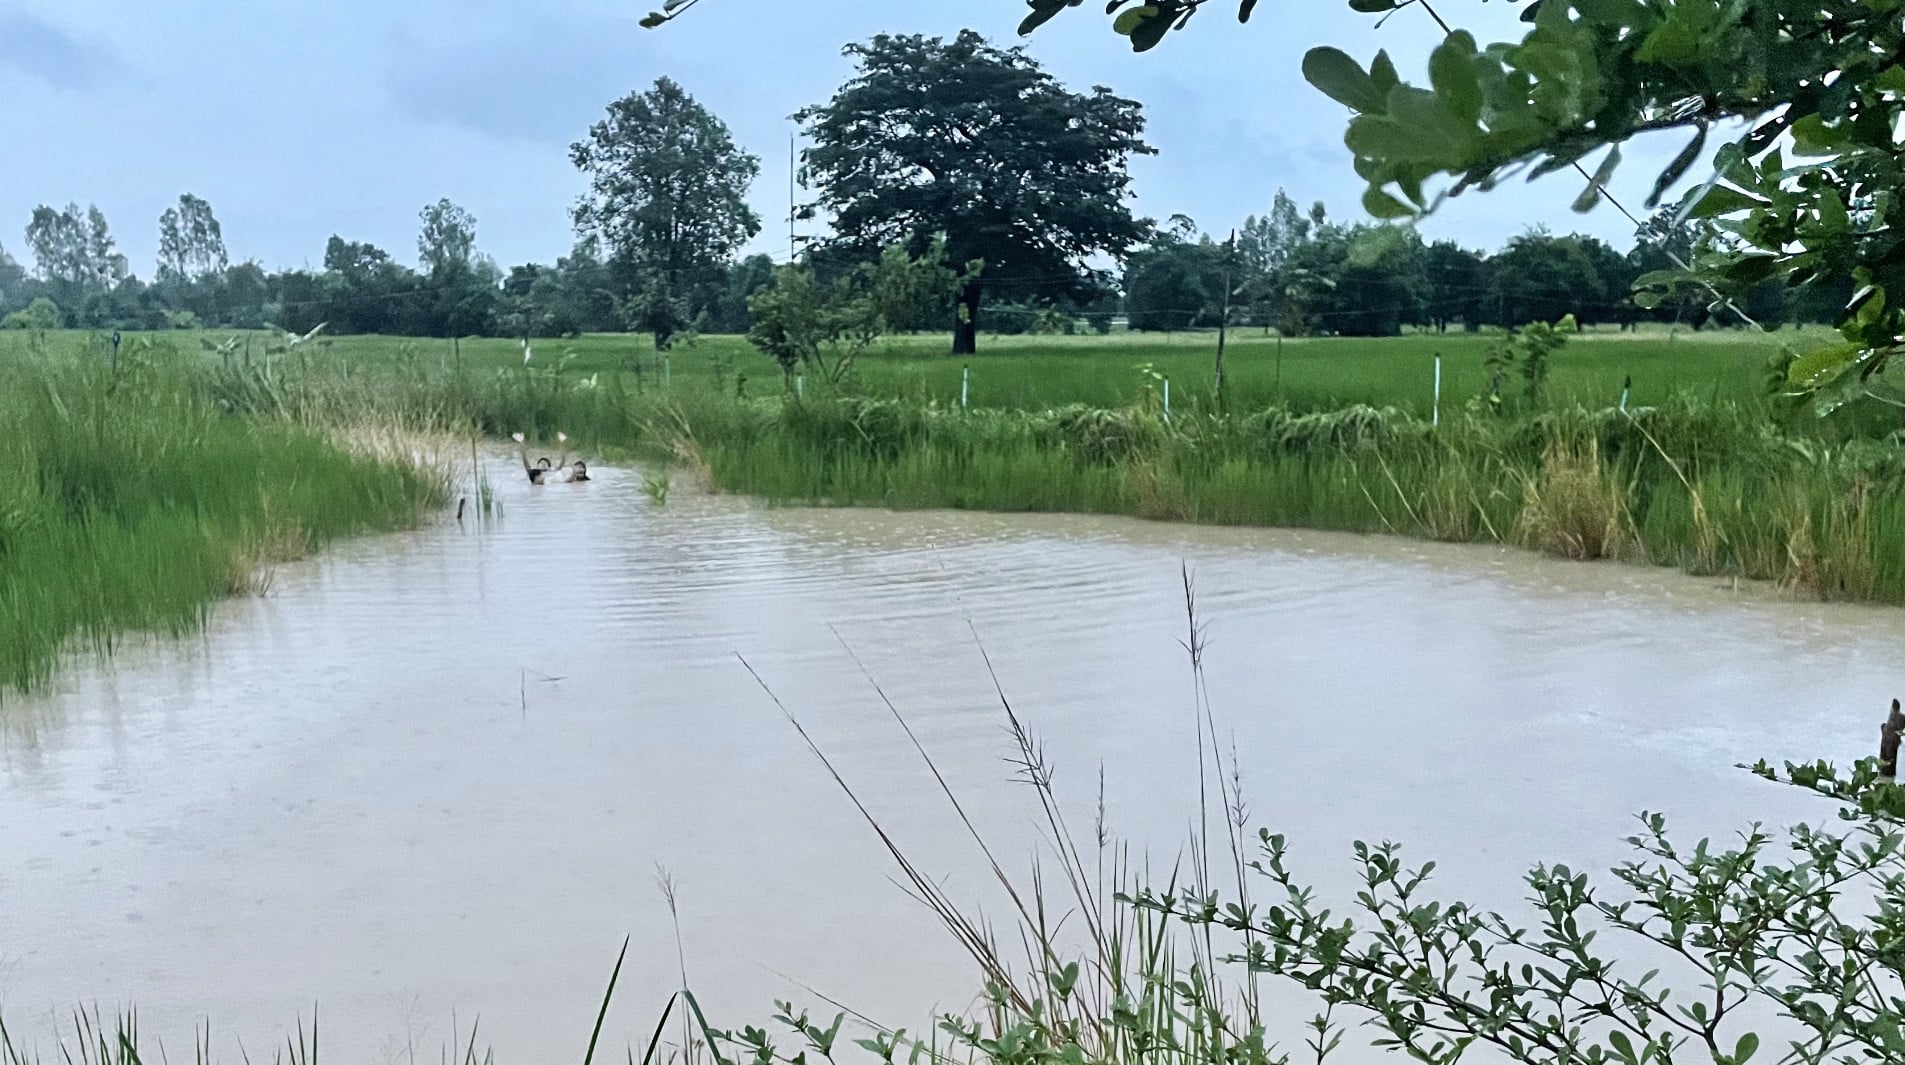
[382,12,685,146]
[0,12,120,91]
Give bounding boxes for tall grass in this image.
[667,393,1905,601]
[0,344,447,695]
[13,328,1905,614]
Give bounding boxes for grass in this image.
[0,339,448,696]
[8,324,1905,616]
[29,322,1820,415]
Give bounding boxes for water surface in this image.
[2,456,1896,1062]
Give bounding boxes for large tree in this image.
[417,199,477,278]
[1235,190,1323,331]
[571,76,761,347]
[795,31,1153,355]
[323,236,391,275]
[156,194,228,282]
[1486,230,1605,329]
[0,242,25,305]
[25,203,126,292]
[1124,217,1226,332]
[1628,208,1712,328]
[1423,239,1485,332]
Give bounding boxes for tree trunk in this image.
[952,283,980,356]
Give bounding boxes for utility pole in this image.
[789,132,797,263]
[1214,228,1235,411]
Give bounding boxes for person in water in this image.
[514,432,582,484]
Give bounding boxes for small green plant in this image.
[1484,315,1573,411]
[641,469,673,506]
[1133,361,1165,412]
[1029,306,1074,335]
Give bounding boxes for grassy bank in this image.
[670,394,1905,600]
[0,349,448,696]
[12,325,1904,611]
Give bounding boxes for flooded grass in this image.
[679,397,1905,603]
[0,355,448,695]
[9,327,1905,620]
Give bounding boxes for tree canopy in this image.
[1016,0,1904,412]
[417,199,478,279]
[1124,193,1788,338]
[795,30,1153,354]
[25,204,126,292]
[571,76,761,347]
[156,194,228,283]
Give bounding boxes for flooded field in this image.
[2,457,1895,1063]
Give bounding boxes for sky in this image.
[0,0,1718,279]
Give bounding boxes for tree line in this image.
[1121,194,1847,337]
[0,31,1852,350]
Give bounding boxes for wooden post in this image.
[1881,699,1903,779]
[1275,332,1284,403]
[1214,229,1234,411]
[1433,353,1442,428]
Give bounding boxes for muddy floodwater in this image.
[2,456,1899,1063]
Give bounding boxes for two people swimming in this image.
[512,432,590,484]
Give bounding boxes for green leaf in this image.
[1845,284,1886,338]
[1718,254,1782,286]
[1649,7,1703,44]
[1369,49,1399,97]
[1787,342,1862,387]
[1345,95,1473,164]
[1683,185,1767,219]
[1734,1033,1760,1065]
[1303,47,1387,113]
[1112,4,1157,35]
[1573,0,1642,26]
[1572,145,1621,212]
[1607,1030,1638,1065]
[1129,11,1173,50]
[1818,189,1850,234]
[1348,0,1398,11]
[1019,0,1074,35]
[1646,125,1706,208]
[1362,186,1416,219]
[1428,36,1483,124]
[1239,0,1261,21]
[1789,114,1844,156]
[1880,66,1905,93]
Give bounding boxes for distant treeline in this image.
[0,192,1838,345]
[0,198,780,340]
[1119,194,1844,337]
[0,37,1847,346]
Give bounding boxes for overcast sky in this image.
[0,0,1715,279]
